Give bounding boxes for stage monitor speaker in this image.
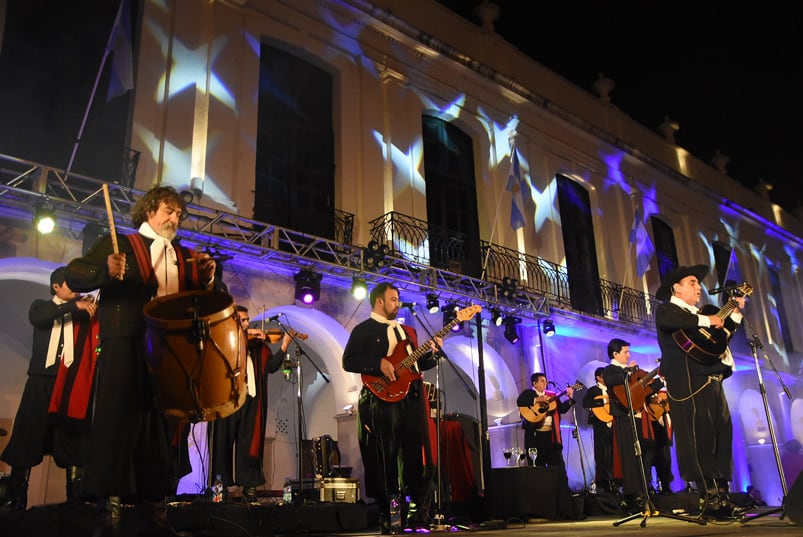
[787,472,803,525]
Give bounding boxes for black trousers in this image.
[357,382,434,512]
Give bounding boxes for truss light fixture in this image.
[294,270,322,305]
[442,303,461,331]
[426,294,440,314]
[364,240,389,270]
[501,276,518,301]
[351,276,367,300]
[33,204,57,234]
[491,308,503,327]
[542,318,556,337]
[503,316,521,344]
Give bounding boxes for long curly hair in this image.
[130,186,186,227]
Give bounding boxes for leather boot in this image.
[92,496,122,537]
[1,467,30,511]
[65,466,85,504]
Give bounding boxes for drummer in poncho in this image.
[67,185,224,535]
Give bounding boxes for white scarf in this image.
[139,222,178,296]
[371,312,407,356]
[46,296,73,368]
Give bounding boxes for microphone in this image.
[400,302,416,309]
[547,380,559,387]
[267,313,282,322]
[709,282,744,295]
[281,353,294,380]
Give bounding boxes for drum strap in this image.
[127,233,201,291]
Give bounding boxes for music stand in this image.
[613,369,705,528]
[740,317,790,523]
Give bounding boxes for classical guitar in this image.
[611,365,661,411]
[672,282,753,366]
[589,394,613,423]
[646,391,670,421]
[362,305,481,403]
[519,381,584,426]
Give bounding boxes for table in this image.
[486,466,577,520]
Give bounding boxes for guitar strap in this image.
[393,325,418,372]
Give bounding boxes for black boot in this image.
[1,467,30,511]
[65,466,85,504]
[92,496,122,537]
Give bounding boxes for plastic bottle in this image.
[283,479,293,504]
[212,474,224,503]
[389,494,401,534]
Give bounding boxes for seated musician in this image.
[516,373,574,468]
[601,338,663,513]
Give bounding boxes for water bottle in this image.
[212,474,224,503]
[282,479,293,504]
[389,494,401,534]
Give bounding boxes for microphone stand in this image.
[406,305,475,531]
[613,368,705,528]
[275,319,329,504]
[569,394,591,495]
[740,315,790,523]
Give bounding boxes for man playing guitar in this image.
[516,373,575,468]
[342,283,444,533]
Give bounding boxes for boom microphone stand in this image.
[613,368,705,528]
[275,317,329,503]
[569,398,591,494]
[405,304,476,531]
[740,315,790,523]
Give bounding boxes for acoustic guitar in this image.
[611,365,661,411]
[362,305,481,403]
[589,394,613,423]
[672,282,752,366]
[519,381,584,426]
[646,391,670,421]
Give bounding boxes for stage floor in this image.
[0,493,798,537]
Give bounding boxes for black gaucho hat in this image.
[655,264,708,301]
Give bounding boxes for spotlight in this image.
[442,303,461,332]
[542,319,556,337]
[294,270,321,304]
[501,276,518,301]
[364,240,389,270]
[351,276,367,300]
[491,308,503,327]
[503,316,521,344]
[33,205,57,234]
[426,294,440,314]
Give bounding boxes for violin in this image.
[249,327,308,343]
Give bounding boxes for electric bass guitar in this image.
[672,282,752,366]
[519,381,584,426]
[362,305,481,403]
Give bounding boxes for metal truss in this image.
[0,153,550,320]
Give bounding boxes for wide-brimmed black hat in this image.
[655,264,709,301]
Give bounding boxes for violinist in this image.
[209,305,294,503]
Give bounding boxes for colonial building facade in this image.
[1,0,801,506]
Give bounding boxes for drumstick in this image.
[102,183,119,254]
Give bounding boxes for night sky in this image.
[436,0,803,215]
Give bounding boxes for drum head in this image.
[144,290,234,329]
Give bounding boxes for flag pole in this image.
[481,141,516,282]
[63,1,125,183]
